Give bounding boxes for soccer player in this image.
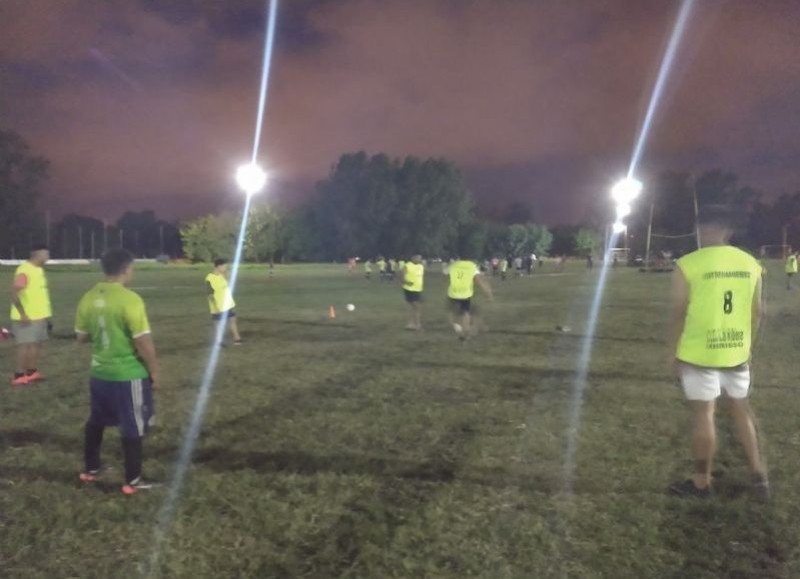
[500,256,509,281]
[75,249,160,495]
[400,254,424,330]
[377,257,387,281]
[9,245,51,386]
[364,259,373,280]
[206,258,242,345]
[668,205,768,500]
[785,251,797,290]
[448,252,493,340]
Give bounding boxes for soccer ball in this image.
[346,304,355,312]
[0,327,11,340]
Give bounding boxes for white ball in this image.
[346,304,355,311]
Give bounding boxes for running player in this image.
[668,205,768,500]
[364,259,373,280]
[206,259,242,345]
[9,245,51,386]
[75,249,160,495]
[500,256,508,281]
[377,257,387,281]
[400,254,424,330]
[785,251,797,290]
[448,252,493,340]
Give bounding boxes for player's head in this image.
[411,254,422,264]
[101,248,135,284]
[30,244,50,265]
[213,258,229,273]
[697,204,742,243]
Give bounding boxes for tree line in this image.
[2,128,797,262]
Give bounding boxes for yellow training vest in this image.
[786,255,797,274]
[676,246,760,368]
[448,260,478,300]
[11,261,52,321]
[403,263,424,292]
[205,272,236,314]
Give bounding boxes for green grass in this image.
[1,261,799,578]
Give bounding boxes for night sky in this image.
[2,0,799,224]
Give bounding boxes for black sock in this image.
[121,437,143,484]
[14,372,25,379]
[84,421,104,473]
[26,369,37,376]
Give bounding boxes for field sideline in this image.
[1,261,799,578]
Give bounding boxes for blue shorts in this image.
[211,309,236,322]
[89,377,154,438]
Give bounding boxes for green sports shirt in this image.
[75,282,152,381]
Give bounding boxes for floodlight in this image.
[611,177,643,205]
[235,163,267,196]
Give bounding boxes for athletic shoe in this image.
[233,340,243,346]
[79,470,101,483]
[669,479,712,499]
[26,371,45,382]
[121,478,161,496]
[753,476,771,502]
[10,375,30,387]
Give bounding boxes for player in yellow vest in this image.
[447,252,493,340]
[399,254,425,330]
[785,252,797,290]
[668,205,768,500]
[9,245,52,386]
[206,258,242,345]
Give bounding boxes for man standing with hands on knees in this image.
[75,249,161,495]
[669,205,768,500]
[10,245,51,386]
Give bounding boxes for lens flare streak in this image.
[145,1,278,575]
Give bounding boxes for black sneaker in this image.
[669,479,712,499]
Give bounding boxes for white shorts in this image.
[679,363,750,402]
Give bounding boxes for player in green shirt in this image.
[400,254,425,330]
[75,249,161,496]
[668,206,768,500]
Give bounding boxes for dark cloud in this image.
[1,0,799,223]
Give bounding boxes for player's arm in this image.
[128,299,161,388]
[475,274,493,301]
[206,280,219,309]
[11,274,29,321]
[668,269,689,370]
[134,334,160,388]
[751,275,764,354]
[75,299,90,343]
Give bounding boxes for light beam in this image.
[144,1,279,575]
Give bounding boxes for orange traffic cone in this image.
[329,305,336,319]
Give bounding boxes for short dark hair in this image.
[101,248,134,276]
[697,204,743,229]
[31,244,49,253]
[214,258,228,268]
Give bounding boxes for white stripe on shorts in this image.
[132,379,144,436]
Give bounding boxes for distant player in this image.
[400,254,424,330]
[377,257,387,281]
[9,245,51,386]
[206,259,242,345]
[448,252,493,340]
[668,205,768,500]
[500,256,508,281]
[785,251,797,290]
[364,260,373,280]
[75,249,160,495]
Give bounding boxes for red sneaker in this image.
[11,375,30,387]
[121,478,161,496]
[26,371,45,382]
[79,471,100,483]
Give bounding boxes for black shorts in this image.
[449,298,471,313]
[211,309,236,321]
[404,290,422,303]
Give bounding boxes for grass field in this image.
[2,260,800,578]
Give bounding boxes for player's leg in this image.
[14,343,29,380]
[413,300,422,329]
[671,365,720,496]
[227,312,242,343]
[119,378,157,493]
[689,400,716,489]
[81,378,110,481]
[722,366,769,497]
